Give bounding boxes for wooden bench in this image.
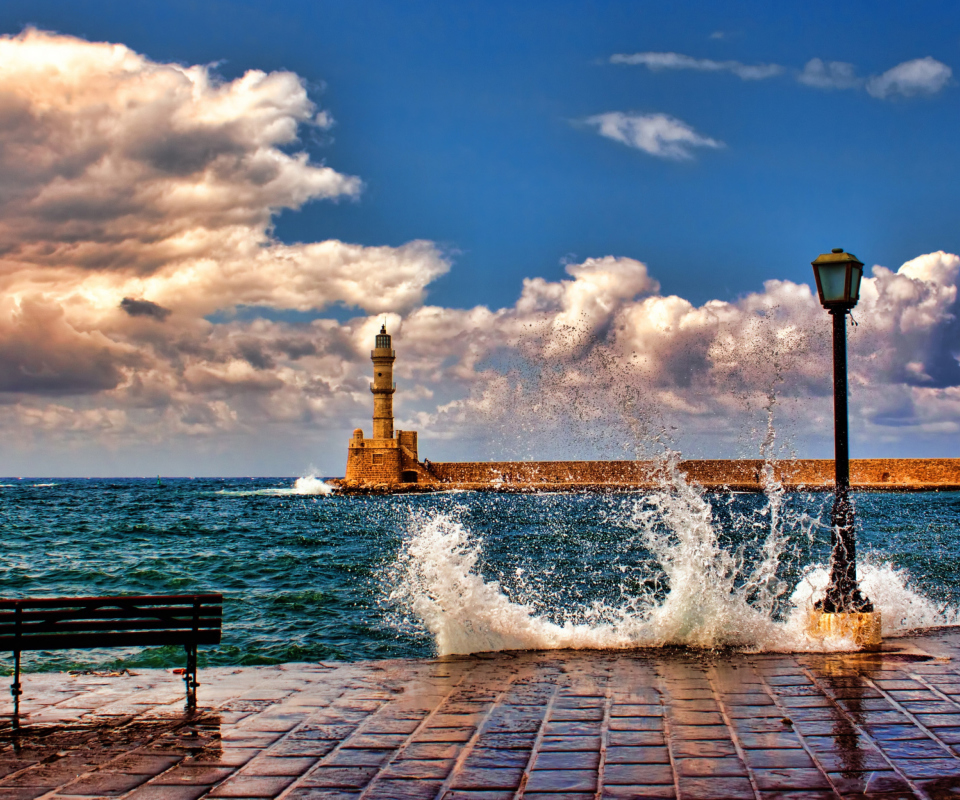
[0,593,223,716]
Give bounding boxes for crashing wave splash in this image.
[388,463,957,655]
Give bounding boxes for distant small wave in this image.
[290,476,336,495]
[217,475,335,497]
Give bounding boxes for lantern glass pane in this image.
[849,264,862,303]
[817,264,849,303]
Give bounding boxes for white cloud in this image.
[610,51,783,80]
[0,29,450,400]
[584,112,723,160]
[612,50,953,103]
[0,29,363,262]
[0,30,958,472]
[410,250,960,461]
[797,58,862,90]
[866,57,952,99]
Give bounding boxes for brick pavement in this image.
[5,631,960,799]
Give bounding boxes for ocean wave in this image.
[387,466,958,655]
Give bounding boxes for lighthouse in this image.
[371,324,396,439]
[344,324,424,485]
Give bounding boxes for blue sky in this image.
[0,1,957,474]
[4,0,957,310]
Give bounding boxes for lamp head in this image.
[812,248,864,311]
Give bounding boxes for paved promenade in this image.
[5,632,960,799]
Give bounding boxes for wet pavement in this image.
[6,632,960,799]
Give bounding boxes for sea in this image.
[1,472,959,673]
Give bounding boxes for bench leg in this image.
[184,644,198,709]
[11,650,21,724]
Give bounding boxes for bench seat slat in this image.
[0,607,222,624]
[0,618,221,636]
[0,593,223,609]
[0,630,221,651]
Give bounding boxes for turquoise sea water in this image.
[0,478,958,672]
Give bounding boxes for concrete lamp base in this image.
[808,610,882,650]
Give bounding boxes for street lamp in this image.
[810,247,880,648]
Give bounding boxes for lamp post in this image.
[810,248,880,647]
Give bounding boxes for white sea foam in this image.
[218,475,335,497]
[388,461,957,655]
[790,563,959,636]
[290,476,335,495]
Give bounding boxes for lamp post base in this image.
[807,610,882,650]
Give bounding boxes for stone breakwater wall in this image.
[415,458,960,492]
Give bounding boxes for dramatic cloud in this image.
[0,29,449,405]
[0,31,360,262]
[866,57,953,99]
[584,113,723,160]
[405,251,960,460]
[797,59,862,90]
[610,51,782,80]
[0,29,448,307]
[0,30,958,472]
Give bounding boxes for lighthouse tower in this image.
[371,325,396,439]
[344,324,423,485]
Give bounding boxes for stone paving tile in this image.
[151,767,236,785]
[736,733,803,749]
[523,793,594,800]
[603,763,673,784]
[205,774,297,796]
[669,724,731,739]
[463,750,530,769]
[285,791,360,800]
[127,787,212,800]
[525,769,597,792]
[447,765,524,789]
[380,759,456,779]
[0,790,48,800]
[676,776,755,799]
[605,746,670,764]
[600,786,675,799]
[742,749,816,769]
[532,750,600,769]
[893,758,960,779]
[752,768,833,791]
[675,757,749,777]
[8,634,960,798]
[367,778,444,798]
[61,771,154,795]
[670,740,737,758]
[299,766,378,789]
[539,735,603,750]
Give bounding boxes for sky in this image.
[0,0,958,475]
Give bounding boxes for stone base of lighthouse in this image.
[344,429,434,487]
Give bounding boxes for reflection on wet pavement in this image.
[4,632,960,797]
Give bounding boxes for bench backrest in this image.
[0,594,222,652]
